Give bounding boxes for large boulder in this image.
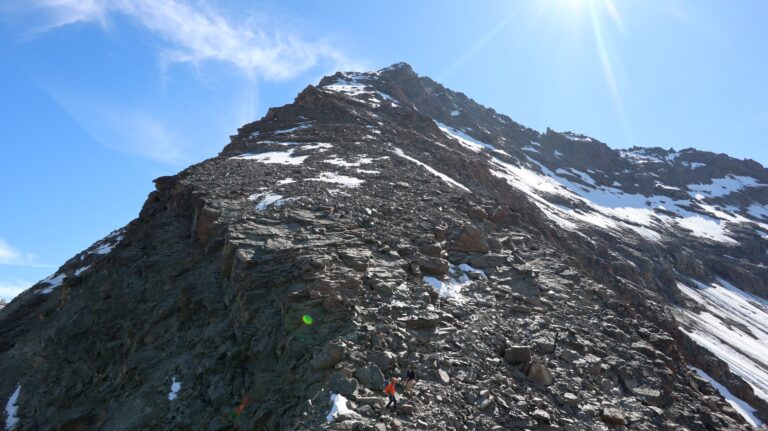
[339,249,372,271]
[414,254,450,276]
[312,343,344,369]
[368,351,397,371]
[449,225,490,253]
[399,312,442,329]
[355,365,386,390]
[601,407,626,426]
[504,346,532,364]
[330,372,358,397]
[526,362,554,386]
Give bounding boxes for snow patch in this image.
[521,146,539,153]
[231,149,308,165]
[450,110,460,117]
[273,123,312,134]
[688,175,766,198]
[423,264,484,301]
[390,146,470,192]
[323,155,386,167]
[38,273,66,295]
[5,385,20,430]
[74,265,90,276]
[300,143,333,151]
[326,393,360,423]
[167,376,181,401]
[435,121,497,153]
[320,73,401,108]
[675,278,768,403]
[690,367,763,427]
[681,161,707,169]
[307,172,364,188]
[676,216,736,244]
[249,192,290,211]
[563,133,593,142]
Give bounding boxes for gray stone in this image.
[437,369,450,384]
[414,254,450,276]
[449,225,490,253]
[339,249,372,271]
[601,407,626,426]
[330,371,358,396]
[504,346,532,364]
[355,365,386,390]
[312,343,344,369]
[527,362,554,386]
[532,409,551,423]
[369,351,397,371]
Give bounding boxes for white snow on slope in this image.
[320,72,400,108]
[748,203,768,221]
[688,175,766,199]
[563,133,593,142]
[487,156,766,244]
[301,143,333,151]
[682,161,706,169]
[489,157,664,240]
[93,243,114,255]
[167,377,181,401]
[620,148,671,164]
[91,229,124,256]
[249,192,289,211]
[5,385,20,430]
[390,146,470,192]
[676,216,736,244]
[231,149,308,165]
[306,172,364,188]
[74,265,90,276]
[423,264,486,301]
[435,121,500,153]
[323,155,387,167]
[690,366,764,427]
[273,123,312,134]
[38,273,66,295]
[675,278,768,403]
[326,393,360,423]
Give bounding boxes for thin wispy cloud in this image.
[25,0,354,79]
[43,89,186,164]
[7,0,360,164]
[0,278,32,302]
[0,238,45,267]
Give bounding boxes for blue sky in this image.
[1,0,767,301]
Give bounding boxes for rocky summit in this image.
[2,63,768,431]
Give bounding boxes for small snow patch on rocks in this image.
[168,377,181,401]
[5,385,20,430]
[307,172,364,188]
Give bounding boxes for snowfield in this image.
[674,278,768,407]
[488,155,768,244]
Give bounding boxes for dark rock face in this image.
[2,62,767,430]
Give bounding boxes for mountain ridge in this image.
[2,62,767,430]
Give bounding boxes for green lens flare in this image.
[302,314,314,325]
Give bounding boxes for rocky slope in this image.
[2,63,768,430]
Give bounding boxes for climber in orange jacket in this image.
[384,377,397,411]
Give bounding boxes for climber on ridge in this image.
[384,377,398,411]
